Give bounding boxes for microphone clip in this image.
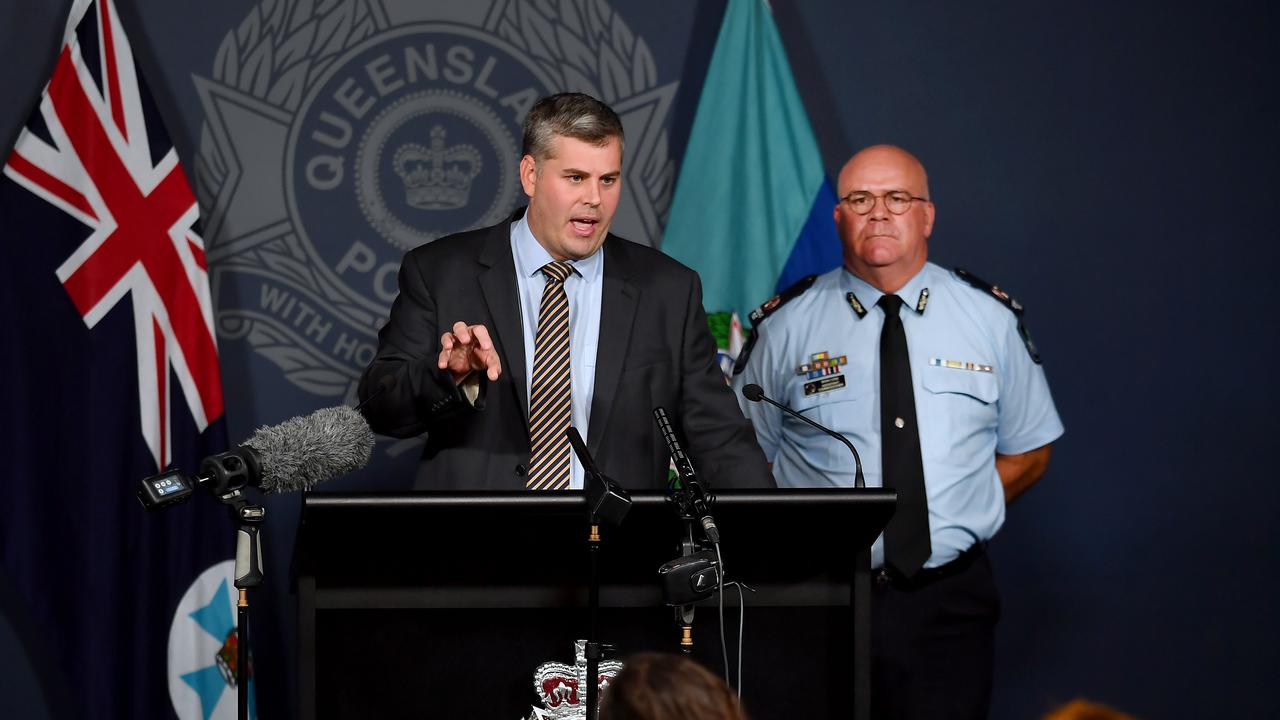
[136,444,263,512]
[659,549,721,606]
[201,445,263,500]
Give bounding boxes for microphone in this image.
[652,407,721,544]
[740,384,866,488]
[240,405,375,493]
[138,405,375,510]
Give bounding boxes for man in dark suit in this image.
[358,93,772,491]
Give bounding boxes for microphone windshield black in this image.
[742,384,764,402]
[242,405,374,493]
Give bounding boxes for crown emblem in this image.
[392,125,482,210]
[523,640,624,720]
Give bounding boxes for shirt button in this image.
[894,417,905,429]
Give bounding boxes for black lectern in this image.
[296,489,893,719]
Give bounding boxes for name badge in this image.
[804,375,847,395]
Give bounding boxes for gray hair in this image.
[521,93,625,163]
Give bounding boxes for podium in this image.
[296,489,893,719]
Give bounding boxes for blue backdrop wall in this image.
[0,1,1275,718]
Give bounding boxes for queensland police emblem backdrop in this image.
[193,0,677,415]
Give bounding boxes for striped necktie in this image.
[526,260,575,490]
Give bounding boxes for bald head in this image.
[836,145,930,200]
[833,145,935,293]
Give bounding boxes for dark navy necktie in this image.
[877,293,931,576]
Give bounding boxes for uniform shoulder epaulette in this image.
[747,274,817,326]
[953,267,1024,316]
[733,275,817,375]
[953,267,1043,364]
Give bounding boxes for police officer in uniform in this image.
[733,145,1063,719]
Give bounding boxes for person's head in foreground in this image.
[600,652,745,720]
[1043,698,1136,720]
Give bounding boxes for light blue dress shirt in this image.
[511,215,603,490]
[733,262,1064,568]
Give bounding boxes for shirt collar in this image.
[842,264,932,317]
[511,214,603,283]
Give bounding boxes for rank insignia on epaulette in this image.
[915,288,930,314]
[846,292,867,318]
[954,268,1025,316]
[954,267,1043,363]
[747,274,817,325]
[748,296,780,325]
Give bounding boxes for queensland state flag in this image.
[0,0,253,717]
[663,0,841,342]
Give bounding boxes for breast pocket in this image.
[919,365,1000,451]
[787,368,868,432]
[773,373,867,477]
[787,368,865,410]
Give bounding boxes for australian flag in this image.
[0,1,253,717]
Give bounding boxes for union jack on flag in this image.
[0,0,245,717]
[4,0,222,470]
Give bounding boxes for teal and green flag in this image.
[664,0,842,338]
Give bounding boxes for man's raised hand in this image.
[438,321,502,383]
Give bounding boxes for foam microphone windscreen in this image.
[242,405,375,493]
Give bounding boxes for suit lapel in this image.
[477,215,529,426]
[588,237,638,458]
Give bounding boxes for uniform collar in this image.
[510,213,603,283]
[842,264,932,318]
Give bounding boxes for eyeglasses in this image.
[838,190,930,215]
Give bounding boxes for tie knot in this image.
[878,293,904,315]
[541,261,574,284]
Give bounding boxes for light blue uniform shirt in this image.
[511,215,603,490]
[733,262,1064,568]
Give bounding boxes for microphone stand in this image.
[652,407,719,655]
[566,427,631,720]
[229,498,264,720]
[200,447,266,720]
[675,521,698,653]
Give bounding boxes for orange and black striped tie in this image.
[526,260,574,490]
